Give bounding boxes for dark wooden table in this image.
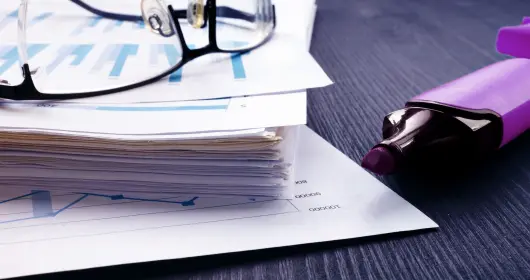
[26,0,530,279]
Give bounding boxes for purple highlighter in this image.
[362,17,530,175]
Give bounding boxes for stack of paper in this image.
[0,0,330,198]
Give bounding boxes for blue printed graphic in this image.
[150,44,195,83]
[94,104,228,111]
[0,44,48,75]
[229,41,250,79]
[71,16,103,36]
[0,100,229,112]
[135,20,145,29]
[0,9,254,83]
[104,20,124,33]
[92,44,122,72]
[0,11,51,33]
[30,12,53,26]
[46,44,94,74]
[164,44,183,83]
[0,46,12,57]
[92,44,138,77]
[111,44,138,77]
[0,190,199,224]
[0,10,17,33]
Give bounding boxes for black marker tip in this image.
[361,146,396,175]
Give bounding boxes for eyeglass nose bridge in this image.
[187,0,207,29]
[147,13,173,36]
[141,0,208,38]
[141,0,175,37]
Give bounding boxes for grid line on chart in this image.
[288,200,300,211]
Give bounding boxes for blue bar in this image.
[230,41,249,80]
[30,12,53,26]
[151,44,188,83]
[149,44,163,65]
[71,16,102,36]
[92,44,120,73]
[135,20,145,29]
[31,190,53,218]
[164,44,183,83]
[46,44,94,74]
[104,20,124,32]
[0,44,48,75]
[46,45,74,74]
[6,10,18,18]
[92,44,137,77]
[231,54,246,79]
[110,44,138,77]
[0,10,18,32]
[71,44,94,65]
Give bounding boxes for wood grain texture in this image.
[25,0,530,279]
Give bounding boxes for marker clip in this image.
[496,16,530,58]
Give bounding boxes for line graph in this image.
[0,188,298,244]
[0,190,198,224]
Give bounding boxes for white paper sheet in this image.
[0,126,438,279]
[0,92,307,135]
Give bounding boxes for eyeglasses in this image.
[0,0,276,101]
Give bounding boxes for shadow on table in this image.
[383,129,530,216]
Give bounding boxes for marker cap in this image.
[362,106,501,175]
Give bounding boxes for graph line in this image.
[78,193,199,207]
[52,194,89,216]
[0,191,43,205]
[0,197,284,232]
[0,191,199,224]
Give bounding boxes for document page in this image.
[0,92,307,135]
[0,126,438,279]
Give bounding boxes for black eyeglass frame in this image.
[0,0,276,101]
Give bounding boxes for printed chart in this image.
[0,12,249,81]
[0,188,300,244]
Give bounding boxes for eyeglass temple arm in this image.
[70,0,255,23]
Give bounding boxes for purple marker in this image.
[362,17,530,175]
